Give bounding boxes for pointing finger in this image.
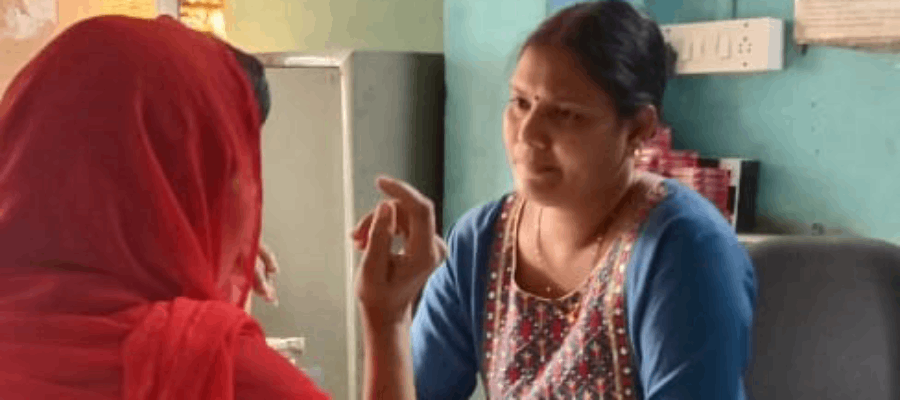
[352,212,375,240]
[375,177,436,267]
[359,202,394,280]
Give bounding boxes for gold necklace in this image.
[529,181,643,297]
[534,206,604,296]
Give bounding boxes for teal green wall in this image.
[443,0,546,231]
[645,0,900,241]
[549,0,644,12]
[445,0,900,243]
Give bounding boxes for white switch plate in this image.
[661,18,784,75]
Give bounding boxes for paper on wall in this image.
[97,0,156,20]
[0,0,57,41]
[796,0,900,51]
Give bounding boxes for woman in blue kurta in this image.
[351,2,756,399]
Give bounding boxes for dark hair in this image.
[521,1,677,119]
[224,44,272,124]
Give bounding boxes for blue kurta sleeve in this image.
[410,255,478,399]
[627,200,757,399]
[410,199,503,400]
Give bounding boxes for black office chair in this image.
[746,237,900,400]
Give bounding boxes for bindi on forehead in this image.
[509,79,613,114]
[511,46,610,107]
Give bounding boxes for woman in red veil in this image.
[0,15,329,399]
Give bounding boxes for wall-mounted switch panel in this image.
[661,18,784,75]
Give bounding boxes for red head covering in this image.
[0,16,328,399]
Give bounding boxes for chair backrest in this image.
[746,237,900,400]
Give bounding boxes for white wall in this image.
[251,66,349,399]
[2,0,443,95]
[223,0,442,53]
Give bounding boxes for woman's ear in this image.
[627,105,659,152]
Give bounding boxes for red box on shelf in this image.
[647,125,673,149]
[671,166,732,218]
[635,128,760,232]
[660,150,699,177]
[697,158,760,233]
[636,147,665,174]
[635,125,673,175]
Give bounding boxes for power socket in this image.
[661,18,784,75]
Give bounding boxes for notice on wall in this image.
[796,0,900,50]
[98,0,156,20]
[0,0,57,40]
[1,0,58,93]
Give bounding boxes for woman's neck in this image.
[537,176,640,254]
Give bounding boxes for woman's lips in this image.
[520,163,558,177]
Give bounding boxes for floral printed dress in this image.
[481,186,666,399]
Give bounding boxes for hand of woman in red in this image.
[352,176,447,327]
[252,242,279,305]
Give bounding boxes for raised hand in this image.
[352,176,447,326]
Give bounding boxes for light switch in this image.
[708,34,718,59]
[678,39,692,62]
[717,34,731,59]
[671,38,684,59]
[698,35,707,57]
[660,17,784,75]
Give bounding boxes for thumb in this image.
[360,202,393,275]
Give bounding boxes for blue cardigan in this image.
[410,180,757,399]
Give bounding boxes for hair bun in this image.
[664,42,679,78]
[223,43,271,124]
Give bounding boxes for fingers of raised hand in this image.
[359,202,395,279]
[376,177,435,227]
[375,176,436,267]
[352,200,412,251]
[351,211,375,250]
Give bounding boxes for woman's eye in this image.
[552,108,580,122]
[509,97,529,111]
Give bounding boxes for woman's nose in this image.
[518,111,549,150]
